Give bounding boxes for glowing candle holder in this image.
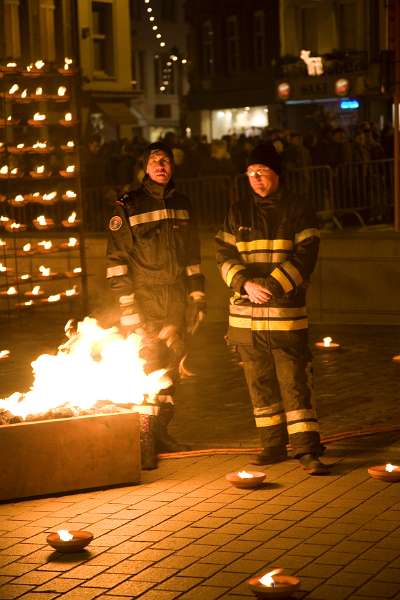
[368,463,400,482]
[62,190,77,202]
[62,211,80,228]
[37,191,58,206]
[30,165,51,179]
[59,112,77,127]
[0,116,20,127]
[0,143,4,153]
[65,266,82,278]
[25,285,44,298]
[60,140,75,152]
[315,336,341,350]
[16,300,35,309]
[58,57,76,76]
[24,60,46,77]
[8,143,27,154]
[60,237,79,250]
[248,569,300,598]
[16,88,30,103]
[28,112,48,127]
[0,349,10,360]
[0,166,19,179]
[9,194,27,207]
[59,165,77,178]
[31,141,54,154]
[4,221,27,233]
[0,286,18,297]
[226,470,266,489]
[0,263,14,275]
[18,243,34,256]
[0,62,20,73]
[47,529,92,553]
[38,265,58,279]
[33,216,55,230]
[37,240,54,253]
[392,355,400,363]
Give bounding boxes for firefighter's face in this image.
[146,150,173,185]
[246,163,279,198]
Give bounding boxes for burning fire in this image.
[237,471,254,479]
[67,237,78,247]
[35,87,43,96]
[0,318,171,419]
[259,569,283,587]
[64,190,76,199]
[57,86,67,97]
[33,112,46,121]
[67,211,77,223]
[385,463,399,472]
[323,337,332,347]
[0,350,10,360]
[23,243,32,252]
[57,529,73,541]
[64,112,72,122]
[38,240,52,250]
[39,265,51,277]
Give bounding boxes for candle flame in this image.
[7,287,17,295]
[237,471,254,479]
[32,142,47,149]
[10,168,18,175]
[0,166,9,174]
[64,112,72,121]
[20,273,30,280]
[0,350,10,359]
[36,165,45,174]
[65,286,77,296]
[68,237,78,247]
[14,195,24,203]
[0,215,10,222]
[0,239,6,246]
[35,60,45,69]
[17,143,24,149]
[24,300,33,306]
[57,86,67,96]
[65,190,76,198]
[33,112,46,121]
[323,337,332,347]
[259,569,283,587]
[57,529,73,541]
[35,87,43,96]
[48,294,61,303]
[8,84,19,95]
[0,263,6,272]
[66,140,74,147]
[6,62,17,68]
[21,89,28,98]
[43,192,57,201]
[23,243,31,252]
[73,267,82,274]
[39,265,50,277]
[10,222,22,230]
[66,165,75,173]
[36,215,48,226]
[67,211,77,223]
[31,286,41,295]
[38,240,52,250]
[385,463,399,472]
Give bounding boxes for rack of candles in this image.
[47,529,93,553]
[315,336,341,350]
[225,470,266,489]
[368,463,400,482]
[248,569,300,598]
[33,216,55,230]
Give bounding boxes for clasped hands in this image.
[243,280,272,304]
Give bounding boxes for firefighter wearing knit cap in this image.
[106,141,205,461]
[216,143,329,475]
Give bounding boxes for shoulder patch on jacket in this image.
[109,215,123,231]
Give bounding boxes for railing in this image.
[82,159,394,232]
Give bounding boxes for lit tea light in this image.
[35,86,43,96]
[0,215,10,222]
[66,140,74,148]
[226,470,266,489]
[0,263,7,272]
[47,529,93,553]
[368,464,400,482]
[37,215,48,226]
[29,112,47,126]
[22,243,32,253]
[37,240,53,251]
[20,273,30,280]
[248,568,300,598]
[315,336,341,350]
[63,190,77,201]
[65,286,77,297]
[57,86,67,97]
[7,286,18,295]
[20,89,28,99]
[32,141,48,150]
[26,60,45,73]
[0,239,6,247]
[392,355,400,363]
[68,237,78,247]
[60,112,76,126]
[47,294,61,303]
[58,57,74,75]
[36,165,45,174]
[33,215,54,229]
[10,194,25,206]
[41,191,57,203]
[73,267,82,274]
[25,285,42,297]
[6,221,26,232]
[10,167,18,176]
[8,84,19,95]
[0,349,10,360]
[38,265,51,277]
[0,165,9,175]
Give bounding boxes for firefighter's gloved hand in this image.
[186,292,206,334]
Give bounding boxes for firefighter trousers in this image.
[238,339,322,457]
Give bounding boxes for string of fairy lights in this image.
[143,0,187,94]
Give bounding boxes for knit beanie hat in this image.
[247,142,282,176]
[143,141,175,171]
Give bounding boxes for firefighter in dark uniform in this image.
[216,143,328,475]
[106,142,205,452]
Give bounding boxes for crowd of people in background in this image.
[82,118,394,191]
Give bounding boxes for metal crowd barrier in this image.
[81,159,394,233]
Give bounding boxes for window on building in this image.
[154,55,175,94]
[226,15,239,73]
[202,20,214,78]
[92,0,115,77]
[253,10,265,68]
[300,7,318,53]
[338,2,359,50]
[161,0,176,22]
[155,104,172,119]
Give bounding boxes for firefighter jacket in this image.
[106,176,205,330]
[216,186,319,348]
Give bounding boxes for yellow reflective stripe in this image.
[106,264,128,278]
[295,228,320,244]
[129,208,189,226]
[229,316,308,330]
[255,415,285,427]
[236,239,292,252]
[286,409,316,422]
[287,421,320,435]
[229,305,307,318]
[186,264,201,276]
[242,252,289,263]
[221,260,239,281]
[270,267,293,293]
[226,264,246,287]
[281,261,303,286]
[216,230,236,246]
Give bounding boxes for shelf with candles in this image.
[62,212,80,228]
[0,166,20,178]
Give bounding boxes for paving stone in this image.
[200,551,242,565]
[356,580,400,597]
[156,576,203,592]
[106,580,154,596]
[136,591,180,600]
[56,588,107,599]
[64,565,108,580]
[0,564,36,577]
[82,573,130,588]
[8,571,56,586]
[374,567,400,583]
[127,566,178,583]
[344,558,387,574]
[306,583,353,599]
[0,586,35,599]
[327,570,373,587]
[316,551,356,566]
[224,558,266,574]
[178,585,228,599]
[179,563,223,578]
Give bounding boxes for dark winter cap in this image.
[247,142,282,176]
[143,141,175,171]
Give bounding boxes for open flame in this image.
[65,286,77,296]
[0,350,10,360]
[0,263,7,272]
[33,112,46,121]
[63,57,73,70]
[57,86,67,97]
[0,239,6,247]
[68,237,78,247]
[66,165,75,173]
[0,318,171,419]
[21,89,28,98]
[31,286,41,295]
[36,215,48,226]
[64,112,72,122]
[38,240,52,250]
[8,84,19,95]
[258,569,283,587]
[35,87,43,96]
[39,265,51,277]
[67,211,77,223]
[32,142,47,150]
[17,143,25,149]
[47,294,61,303]
[35,165,45,174]
[73,267,82,274]
[43,192,57,202]
[66,141,74,148]
[64,190,76,199]
[23,243,32,252]
[57,529,73,541]
[7,286,17,295]
[322,337,332,347]
[0,166,9,174]
[237,471,254,479]
[385,463,399,472]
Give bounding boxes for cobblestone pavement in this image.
[1,317,400,599]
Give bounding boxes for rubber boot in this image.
[156,403,191,452]
[251,426,288,465]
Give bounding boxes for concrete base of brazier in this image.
[0,412,141,501]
